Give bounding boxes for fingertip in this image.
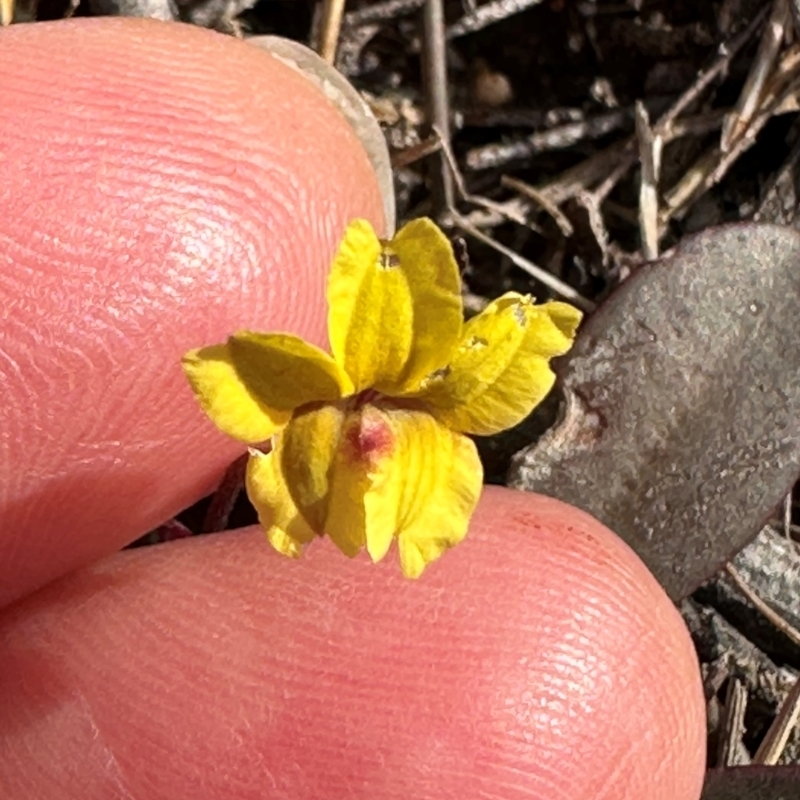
[0,488,705,800]
[0,17,385,605]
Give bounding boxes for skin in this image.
[0,18,706,800]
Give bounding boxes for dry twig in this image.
[717,677,750,766]
[464,11,758,235]
[437,125,531,226]
[432,126,592,304]
[345,0,424,25]
[754,675,800,764]
[465,108,631,171]
[447,0,546,39]
[663,66,800,224]
[661,27,800,225]
[682,599,798,713]
[390,135,443,169]
[506,9,767,234]
[725,563,800,650]
[721,0,790,151]
[202,453,249,533]
[537,138,634,208]
[457,106,583,130]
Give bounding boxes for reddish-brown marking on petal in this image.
[345,411,394,466]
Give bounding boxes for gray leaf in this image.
[702,766,800,799]
[509,223,800,601]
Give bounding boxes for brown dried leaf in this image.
[509,223,800,600]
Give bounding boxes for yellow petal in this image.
[420,293,582,436]
[182,333,351,444]
[249,403,367,559]
[182,344,291,443]
[327,218,463,394]
[543,301,583,343]
[246,447,318,558]
[229,331,353,406]
[280,403,368,558]
[247,401,483,575]
[343,405,483,577]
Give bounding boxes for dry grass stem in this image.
[521,10,767,239]
[537,138,635,207]
[422,0,454,211]
[501,175,574,236]
[663,90,800,224]
[661,147,721,222]
[656,6,770,131]
[452,214,596,311]
[437,125,531,227]
[456,198,534,229]
[661,39,800,226]
[635,101,662,260]
[576,189,610,266]
[533,107,722,234]
[315,0,347,64]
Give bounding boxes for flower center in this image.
[345,412,393,465]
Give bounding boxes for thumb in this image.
[0,18,385,606]
[0,488,706,800]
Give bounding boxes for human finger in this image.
[0,18,384,606]
[0,488,706,800]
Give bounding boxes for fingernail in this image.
[246,36,395,236]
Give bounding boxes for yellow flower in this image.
[182,218,582,578]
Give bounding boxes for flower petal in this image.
[420,293,582,436]
[247,403,368,560]
[182,344,291,443]
[246,446,318,558]
[229,331,353,406]
[246,401,483,575]
[337,405,483,577]
[279,403,367,558]
[183,333,351,443]
[327,218,463,394]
